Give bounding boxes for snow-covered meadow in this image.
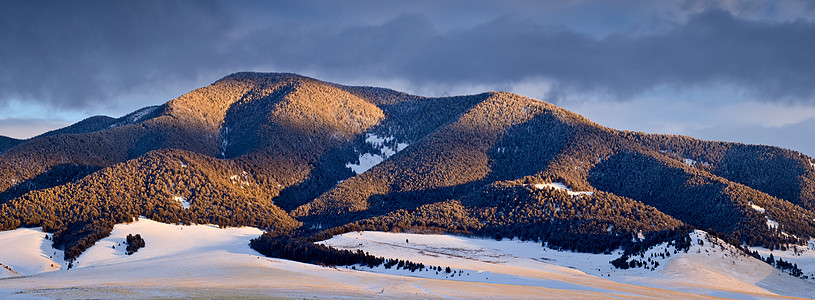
[321,230,815,299]
[1,219,813,299]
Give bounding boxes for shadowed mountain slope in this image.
[0,136,21,154]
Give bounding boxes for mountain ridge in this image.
[0,72,813,261]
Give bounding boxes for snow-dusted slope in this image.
[0,219,723,299]
[69,218,262,269]
[3,220,812,298]
[322,231,815,299]
[752,239,815,280]
[0,227,66,276]
[614,231,815,298]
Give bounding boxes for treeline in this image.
[250,232,453,274]
[610,229,693,270]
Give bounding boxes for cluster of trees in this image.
[125,233,145,255]
[0,149,300,260]
[610,229,693,270]
[766,255,805,278]
[747,249,807,278]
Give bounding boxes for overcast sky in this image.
[1,0,814,157]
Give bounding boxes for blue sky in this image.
[1,0,814,156]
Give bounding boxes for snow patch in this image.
[129,106,158,123]
[766,219,779,229]
[229,171,251,188]
[365,134,393,147]
[174,195,190,209]
[220,126,230,157]
[321,231,621,289]
[683,158,710,167]
[532,182,594,196]
[346,153,385,175]
[0,227,67,276]
[346,133,409,175]
[750,203,766,214]
[0,218,264,276]
[70,218,263,269]
[108,106,158,128]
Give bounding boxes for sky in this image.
[1,0,814,157]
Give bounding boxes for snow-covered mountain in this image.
[1,72,815,298]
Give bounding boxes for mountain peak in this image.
[216,72,317,85]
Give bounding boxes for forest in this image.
[0,72,813,277]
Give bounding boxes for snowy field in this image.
[1,219,813,299]
[752,239,815,281]
[321,230,815,299]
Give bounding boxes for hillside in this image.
[290,87,815,250]
[320,230,815,298]
[0,72,814,272]
[0,135,20,154]
[1,219,736,299]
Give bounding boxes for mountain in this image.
[1,72,814,264]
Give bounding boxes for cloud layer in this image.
[2,1,815,110]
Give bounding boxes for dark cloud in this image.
[0,0,234,111]
[1,0,815,116]
[238,9,815,102]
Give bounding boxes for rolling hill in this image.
[1,72,814,273]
